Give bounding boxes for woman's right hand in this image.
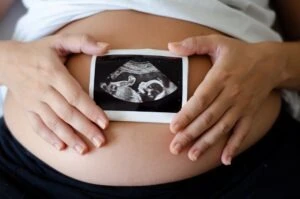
[0,34,110,154]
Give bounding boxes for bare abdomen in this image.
[3,11,281,186]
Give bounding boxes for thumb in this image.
[51,34,110,56]
[168,35,219,56]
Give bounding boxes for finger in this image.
[169,131,195,155]
[27,111,65,151]
[174,86,234,144]
[52,34,110,56]
[168,35,220,56]
[187,107,241,161]
[44,86,105,148]
[170,92,231,155]
[36,102,88,154]
[52,67,109,130]
[170,68,224,133]
[221,116,253,165]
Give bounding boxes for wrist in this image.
[0,40,23,85]
[274,41,300,89]
[267,42,290,89]
[253,41,288,89]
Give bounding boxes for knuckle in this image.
[179,132,195,144]
[189,37,198,46]
[84,104,99,121]
[202,112,214,126]
[238,131,249,142]
[219,122,232,134]
[181,112,194,124]
[217,71,230,82]
[47,117,60,131]
[229,84,241,98]
[52,34,70,54]
[37,60,56,77]
[67,89,81,106]
[61,106,76,122]
[39,86,53,102]
[201,138,213,148]
[193,93,208,110]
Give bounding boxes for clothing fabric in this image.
[15,0,281,42]
[1,101,300,199]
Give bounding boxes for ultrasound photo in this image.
[89,49,188,123]
[100,60,178,103]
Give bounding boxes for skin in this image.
[4,11,281,185]
[0,34,110,154]
[0,0,110,154]
[0,0,300,165]
[168,0,300,165]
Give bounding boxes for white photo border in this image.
[89,49,188,123]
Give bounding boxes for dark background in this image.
[93,54,184,113]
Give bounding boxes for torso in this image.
[3,11,281,186]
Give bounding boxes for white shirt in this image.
[14,0,281,42]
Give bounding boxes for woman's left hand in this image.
[167,35,285,165]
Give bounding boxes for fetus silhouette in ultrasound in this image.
[100,60,178,103]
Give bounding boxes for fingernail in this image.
[224,156,232,166]
[172,143,182,155]
[54,143,63,151]
[97,118,107,129]
[97,42,109,49]
[74,144,85,155]
[190,149,200,161]
[92,136,103,148]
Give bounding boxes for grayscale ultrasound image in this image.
[91,51,186,114]
[100,60,178,103]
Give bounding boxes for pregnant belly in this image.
[3,11,281,186]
